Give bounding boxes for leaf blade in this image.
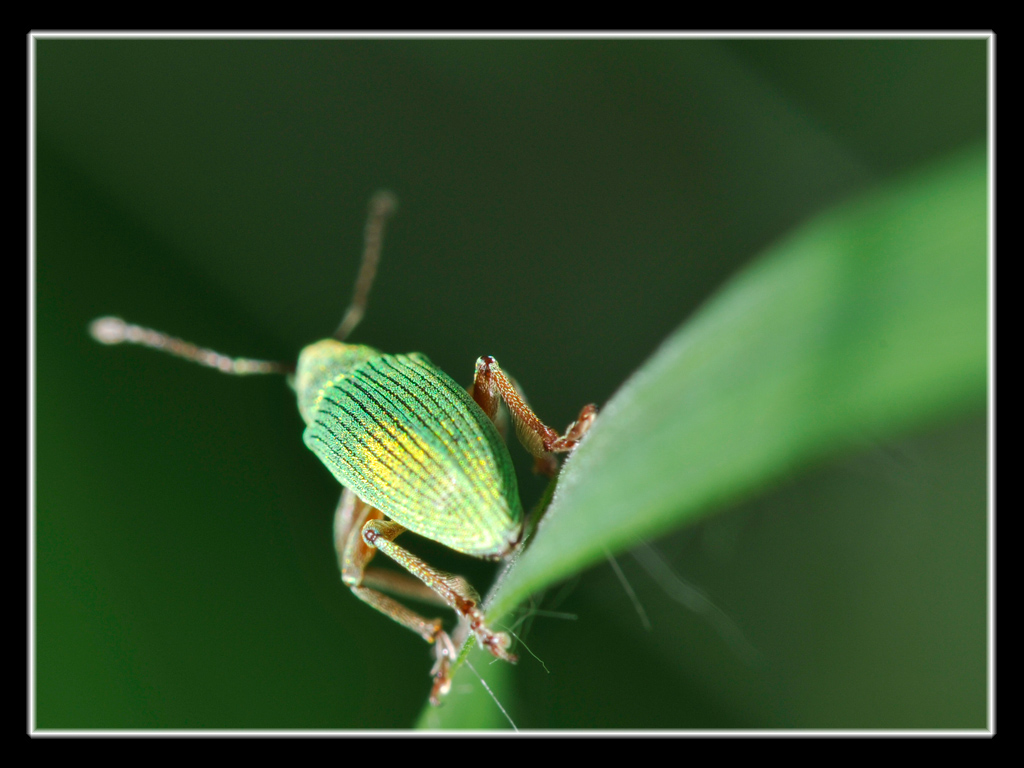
[495,144,986,617]
[426,143,987,724]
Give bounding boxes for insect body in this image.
[91,192,597,704]
[298,342,522,558]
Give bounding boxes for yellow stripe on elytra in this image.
[351,425,450,504]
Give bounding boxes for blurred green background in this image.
[35,37,988,729]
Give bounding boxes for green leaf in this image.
[421,143,987,728]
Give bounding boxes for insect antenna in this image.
[333,190,397,342]
[89,316,292,375]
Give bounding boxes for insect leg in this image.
[335,488,446,606]
[360,518,518,667]
[471,355,598,476]
[333,489,456,702]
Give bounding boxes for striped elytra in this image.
[296,338,523,558]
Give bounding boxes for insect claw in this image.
[481,630,517,663]
[429,631,457,705]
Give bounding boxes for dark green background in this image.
[35,37,988,729]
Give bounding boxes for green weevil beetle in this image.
[90,191,598,704]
